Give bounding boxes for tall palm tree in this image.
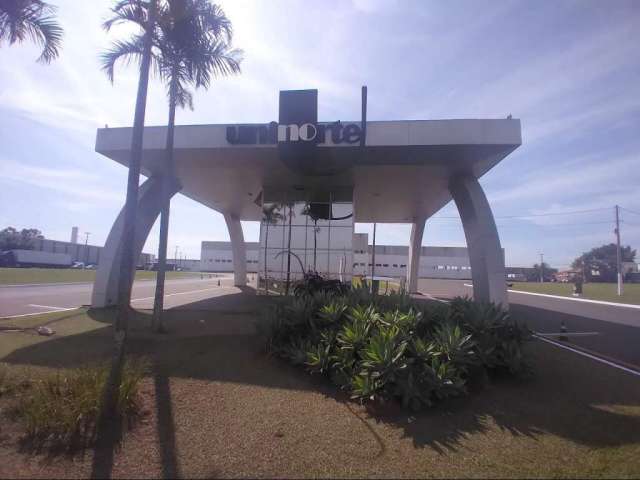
[0,0,63,63]
[101,0,158,334]
[103,0,241,331]
[150,0,241,331]
[261,203,283,295]
[95,0,158,432]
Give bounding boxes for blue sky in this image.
[1,0,639,268]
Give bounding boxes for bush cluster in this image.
[15,361,145,451]
[260,288,531,411]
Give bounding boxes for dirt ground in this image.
[1,286,640,478]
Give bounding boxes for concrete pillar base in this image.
[224,213,247,286]
[91,176,180,308]
[406,217,426,294]
[449,175,507,306]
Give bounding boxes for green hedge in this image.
[259,288,531,411]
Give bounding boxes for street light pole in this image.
[84,232,91,267]
[615,205,623,296]
[370,222,377,294]
[539,253,544,283]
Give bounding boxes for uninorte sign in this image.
[226,121,363,145]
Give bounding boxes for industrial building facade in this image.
[201,235,474,280]
[31,237,154,267]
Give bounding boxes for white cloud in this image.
[488,151,639,207]
[0,158,122,204]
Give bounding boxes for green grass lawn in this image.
[510,281,640,305]
[0,268,202,285]
[351,276,400,293]
[1,298,640,477]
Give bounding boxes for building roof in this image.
[202,241,260,250]
[97,118,521,223]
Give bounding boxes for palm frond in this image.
[100,35,147,83]
[30,13,62,63]
[0,0,63,63]
[190,40,242,89]
[103,0,150,32]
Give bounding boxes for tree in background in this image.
[572,243,636,283]
[0,0,62,63]
[526,262,557,282]
[0,227,44,250]
[301,203,322,271]
[261,204,283,294]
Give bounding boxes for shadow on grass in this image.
[3,286,640,474]
[154,363,179,479]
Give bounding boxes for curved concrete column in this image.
[92,176,180,308]
[224,213,247,286]
[449,175,507,306]
[406,216,426,293]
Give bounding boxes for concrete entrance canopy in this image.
[93,89,521,308]
[96,119,521,223]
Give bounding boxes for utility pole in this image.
[615,205,623,296]
[84,232,90,266]
[370,222,377,293]
[174,245,179,272]
[539,253,544,283]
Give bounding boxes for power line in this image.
[621,206,640,216]
[432,207,611,220]
[429,219,614,227]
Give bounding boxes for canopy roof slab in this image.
[95,118,521,223]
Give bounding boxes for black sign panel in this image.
[226,89,362,146]
[279,89,317,125]
[278,90,318,175]
[224,89,363,176]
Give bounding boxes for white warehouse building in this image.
[201,233,474,280]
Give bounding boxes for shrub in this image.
[293,271,349,297]
[261,290,531,411]
[16,360,145,451]
[0,365,11,397]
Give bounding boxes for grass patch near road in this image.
[510,282,640,305]
[0,268,202,285]
[1,293,639,477]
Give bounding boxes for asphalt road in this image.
[0,274,236,317]
[417,278,640,367]
[4,275,638,367]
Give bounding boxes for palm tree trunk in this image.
[152,72,178,332]
[115,0,157,332]
[100,0,156,439]
[285,205,293,295]
[264,222,269,295]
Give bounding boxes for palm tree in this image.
[0,0,63,63]
[262,203,283,294]
[149,0,241,331]
[101,0,158,334]
[96,0,158,428]
[302,203,322,271]
[102,1,241,332]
